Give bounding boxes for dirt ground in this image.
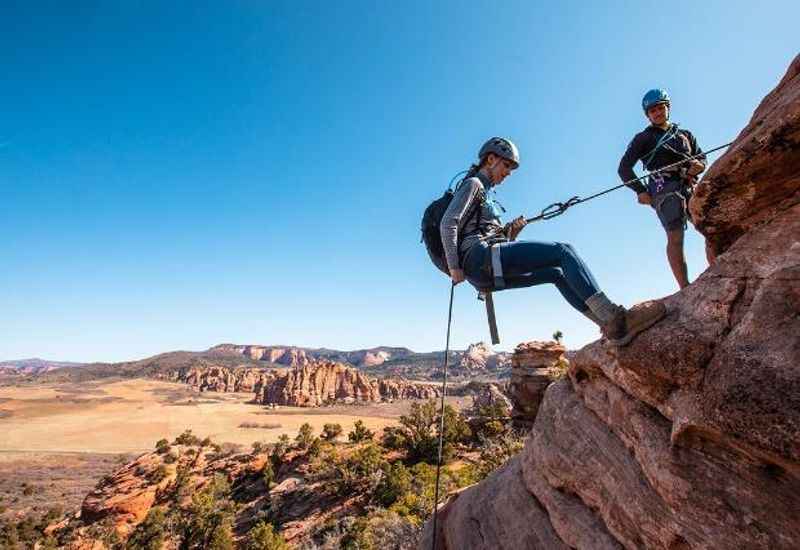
[0,378,471,454]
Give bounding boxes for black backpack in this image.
[421,181,482,276]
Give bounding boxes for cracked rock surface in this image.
[421,55,800,550]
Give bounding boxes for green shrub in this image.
[386,400,471,464]
[333,443,388,494]
[176,474,236,549]
[471,400,511,441]
[262,460,275,489]
[155,438,171,454]
[174,429,201,446]
[148,464,169,484]
[125,506,167,549]
[295,423,314,449]
[348,420,374,443]
[246,520,288,550]
[321,423,343,442]
[376,462,412,507]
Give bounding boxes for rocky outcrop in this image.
[63,443,374,549]
[80,451,175,535]
[459,342,512,373]
[255,360,441,406]
[469,383,512,414]
[508,341,564,429]
[691,54,800,255]
[157,365,276,393]
[211,344,314,366]
[422,55,800,550]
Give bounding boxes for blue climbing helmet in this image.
[642,89,670,112]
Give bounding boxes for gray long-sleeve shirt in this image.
[439,171,504,271]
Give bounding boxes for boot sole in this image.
[608,309,666,347]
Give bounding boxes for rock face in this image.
[256,360,441,407]
[691,54,800,255]
[422,56,800,550]
[469,383,512,414]
[64,444,374,549]
[212,344,313,366]
[459,342,512,373]
[508,341,564,430]
[158,366,276,393]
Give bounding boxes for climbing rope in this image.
[525,141,733,224]
[431,283,455,550]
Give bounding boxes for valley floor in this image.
[0,378,469,453]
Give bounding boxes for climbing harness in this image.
[431,283,455,550]
[524,141,733,224]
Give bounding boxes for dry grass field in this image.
[0,451,136,522]
[0,378,469,454]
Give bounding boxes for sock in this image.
[585,292,620,324]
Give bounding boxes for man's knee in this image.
[666,230,685,247]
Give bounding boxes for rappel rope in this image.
[431,283,455,550]
[524,141,733,224]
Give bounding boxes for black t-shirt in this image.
[618,124,705,194]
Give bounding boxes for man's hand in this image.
[450,268,466,285]
[505,216,527,241]
[637,192,652,206]
[686,159,705,177]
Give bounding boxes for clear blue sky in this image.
[2,2,797,362]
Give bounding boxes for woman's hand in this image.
[637,192,652,206]
[450,269,466,285]
[686,159,705,176]
[505,216,527,241]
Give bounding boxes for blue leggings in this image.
[463,240,601,313]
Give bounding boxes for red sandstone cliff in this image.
[157,365,277,393]
[255,360,441,406]
[422,55,800,550]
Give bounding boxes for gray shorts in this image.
[653,192,688,232]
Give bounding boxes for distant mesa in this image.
[13,341,512,387]
[208,343,415,368]
[0,358,86,376]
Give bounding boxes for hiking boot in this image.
[602,301,666,346]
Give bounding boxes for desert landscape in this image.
[0,377,470,454]
[0,373,471,534]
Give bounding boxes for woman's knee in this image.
[556,242,578,259]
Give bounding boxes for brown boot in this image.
[602,301,666,346]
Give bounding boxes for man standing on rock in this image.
[618,89,712,289]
